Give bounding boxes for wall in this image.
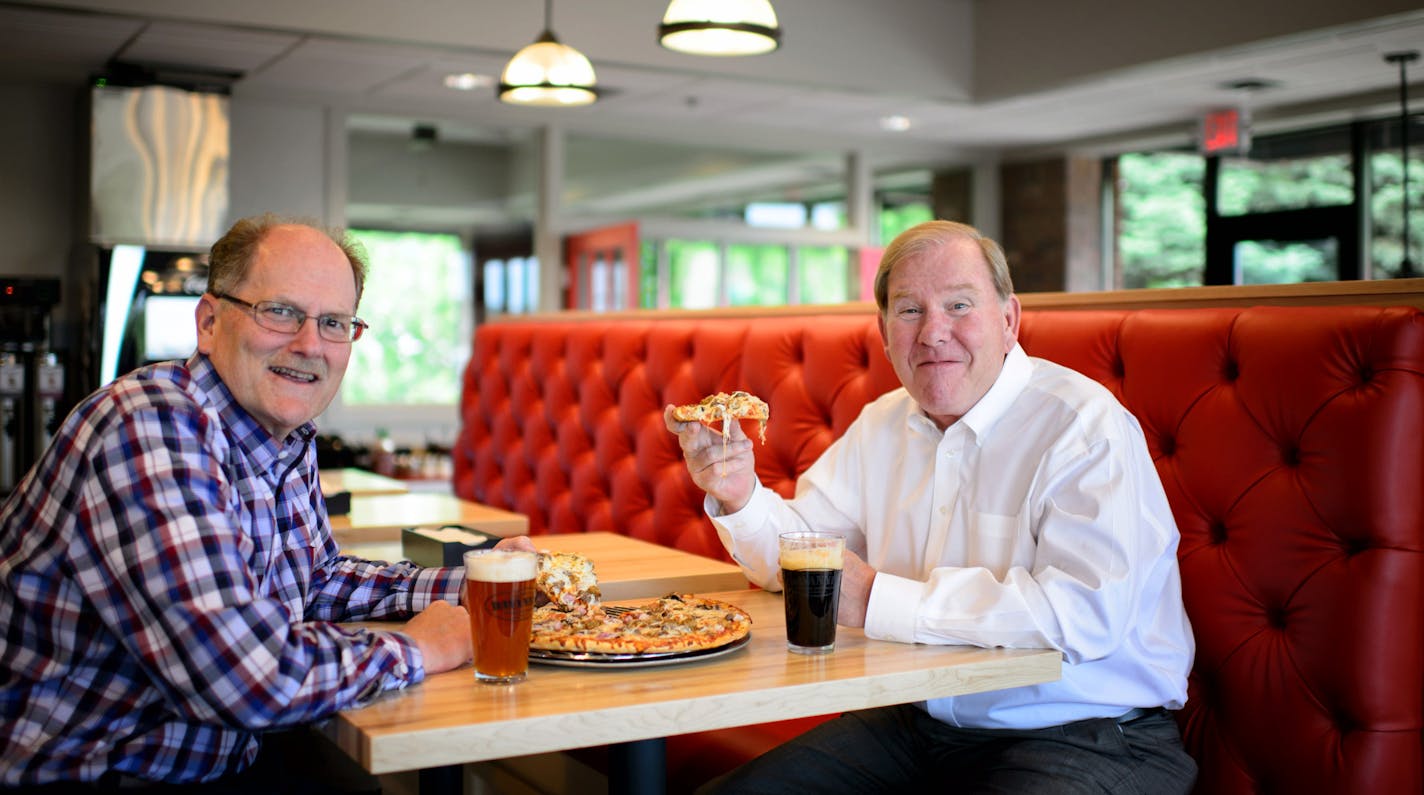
[227,97,331,225]
[0,82,87,354]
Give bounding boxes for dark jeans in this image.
[700,704,1197,795]
[2,729,381,795]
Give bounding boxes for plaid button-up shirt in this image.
[0,354,462,785]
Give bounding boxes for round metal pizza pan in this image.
[528,633,751,669]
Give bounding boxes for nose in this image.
[287,315,326,353]
[917,307,951,346]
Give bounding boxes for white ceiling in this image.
[3,0,1424,225]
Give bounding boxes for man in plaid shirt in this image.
[0,215,526,790]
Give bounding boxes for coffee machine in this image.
[0,277,62,493]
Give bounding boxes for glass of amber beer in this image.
[778,532,844,655]
[463,549,537,684]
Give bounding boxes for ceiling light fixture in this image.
[499,0,597,107]
[444,72,494,91]
[880,115,912,132]
[1385,50,1419,278]
[659,0,781,57]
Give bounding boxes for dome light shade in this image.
[499,1,597,107]
[659,0,780,56]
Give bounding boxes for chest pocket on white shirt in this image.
[968,512,1021,580]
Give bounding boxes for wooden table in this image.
[319,467,410,497]
[536,532,748,600]
[323,588,1061,794]
[330,493,529,547]
[339,530,748,601]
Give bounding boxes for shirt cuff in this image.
[353,630,425,706]
[864,571,922,643]
[705,479,769,532]
[408,565,464,612]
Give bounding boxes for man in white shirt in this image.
[665,220,1196,793]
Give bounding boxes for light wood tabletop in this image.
[318,467,410,497]
[339,531,748,601]
[323,588,1062,777]
[329,493,529,546]
[536,532,748,600]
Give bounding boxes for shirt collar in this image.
[186,353,318,464]
[959,343,1031,441]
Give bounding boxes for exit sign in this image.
[1201,108,1251,156]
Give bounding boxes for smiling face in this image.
[877,236,1021,430]
[196,224,358,440]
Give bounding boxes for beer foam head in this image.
[779,534,844,570]
[463,550,537,582]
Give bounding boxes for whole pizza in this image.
[529,551,752,655]
[531,593,751,655]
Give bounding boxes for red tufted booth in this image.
[454,297,1424,793]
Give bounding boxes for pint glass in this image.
[778,532,844,655]
[463,549,537,683]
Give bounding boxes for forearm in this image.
[307,555,463,622]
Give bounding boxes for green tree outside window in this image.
[344,229,470,404]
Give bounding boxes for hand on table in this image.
[402,600,471,674]
[493,535,537,553]
[664,405,757,514]
[837,549,876,629]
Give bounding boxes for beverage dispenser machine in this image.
[0,277,62,493]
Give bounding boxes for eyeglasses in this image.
[213,293,368,343]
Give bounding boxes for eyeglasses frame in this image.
[211,292,368,343]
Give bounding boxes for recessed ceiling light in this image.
[880,115,912,132]
[1217,78,1279,92]
[444,72,495,91]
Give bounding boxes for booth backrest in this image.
[454,304,1424,794]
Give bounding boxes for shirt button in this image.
[939,506,949,515]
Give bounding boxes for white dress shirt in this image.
[709,344,1194,729]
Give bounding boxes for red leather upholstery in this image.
[455,305,1424,794]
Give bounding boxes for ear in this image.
[1002,294,1022,348]
[195,294,219,354]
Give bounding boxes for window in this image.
[1114,113,1423,286]
[483,257,540,315]
[798,246,852,303]
[1216,127,1354,216]
[343,229,472,405]
[1369,114,1424,278]
[879,202,934,245]
[726,244,789,306]
[1116,152,1206,288]
[666,240,721,309]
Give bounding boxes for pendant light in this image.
[499,0,597,107]
[659,0,781,57]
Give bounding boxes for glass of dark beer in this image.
[779,532,844,655]
[463,549,537,684]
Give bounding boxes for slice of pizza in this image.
[536,550,602,611]
[671,390,770,444]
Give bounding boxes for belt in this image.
[1114,707,1165,724]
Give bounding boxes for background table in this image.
[330,492,529,548]
[319,467,410,497]
[323,588,1061,792]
